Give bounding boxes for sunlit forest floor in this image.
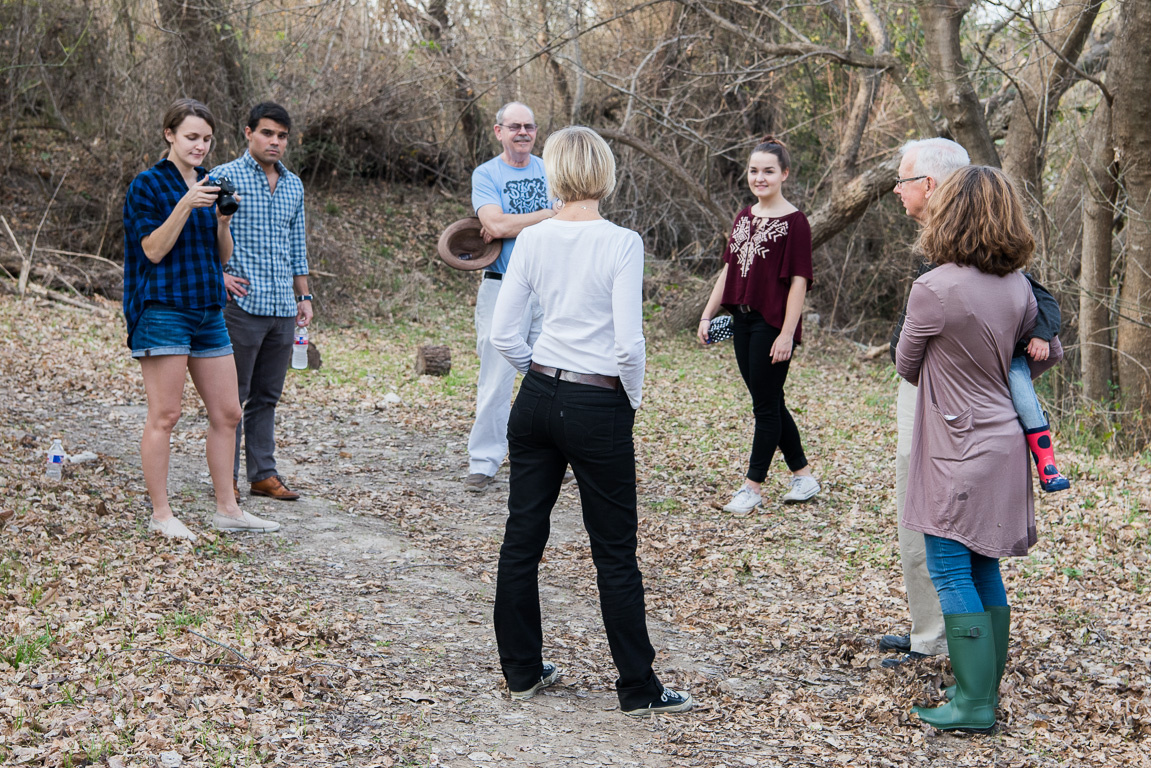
[1,293,1148,767]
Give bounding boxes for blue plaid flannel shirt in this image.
[212,150,308,318]
[122,159,226,340]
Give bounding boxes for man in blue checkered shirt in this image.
[212,102,312,504]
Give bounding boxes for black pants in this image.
[731,309,808,483]
[224,303,296,483]
[493,370,663,709]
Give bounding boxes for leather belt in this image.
[529,362,620,391]
[483,271,503,280]
[736,304,753,314]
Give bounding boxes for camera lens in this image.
[213,176,239,215]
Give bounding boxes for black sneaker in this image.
[622,688,693,717]
[879,633,911,653]
[509,662,559,700]
[881,651,929,669]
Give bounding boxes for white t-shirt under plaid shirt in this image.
[211,150,308,317]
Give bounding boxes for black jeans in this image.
[731,309,808,483]
[493,370,663,709]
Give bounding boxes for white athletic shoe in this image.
[722,485,762,514]
[782,475,821,503]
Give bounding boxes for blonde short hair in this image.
[543,126,616,203]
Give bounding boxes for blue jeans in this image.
[923,534,1008,615]
[1008,355,1045,430]
[130,303,232,358]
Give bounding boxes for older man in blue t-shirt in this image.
[464,102,557,492]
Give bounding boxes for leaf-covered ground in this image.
[1,292,1149,767]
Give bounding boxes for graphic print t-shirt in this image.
[471,154,550,274]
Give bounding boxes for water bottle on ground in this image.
[291,323,308,370]
[46,438,65,480]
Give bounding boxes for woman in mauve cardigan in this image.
[896,166,1061,732]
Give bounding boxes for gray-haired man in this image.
[464,102,557,491]
[880,138,970,667]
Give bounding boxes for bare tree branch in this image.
[677,0,899,69]
[597,127,730,237]
[24,173,69,298]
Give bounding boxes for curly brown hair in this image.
[917,165,1033,276]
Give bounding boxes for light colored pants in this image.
[468,277,542,476]
[896,379,947,656]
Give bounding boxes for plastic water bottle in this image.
[291,324,308,370]
[46,438,65,480]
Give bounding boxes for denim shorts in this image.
[130,303,233,358]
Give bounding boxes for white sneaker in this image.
[213,511,281,533]
[722,485,762,514]
[782,475,821,503]
[149,516,198,544]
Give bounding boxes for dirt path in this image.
[58,387,718,766]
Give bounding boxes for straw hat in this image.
[437,217,502,271]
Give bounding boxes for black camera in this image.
[209,175,239,216]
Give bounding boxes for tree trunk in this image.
[1112,0,1151,426]
[537,0,573,121]
[830,69,880,186]
[1079,99,1116,402]
[809,158,899,249]
[416,345,452,376]
[917,0,1000,167]
[999,0,1102,237]
[306,342,323,371]
[426,0,485,167]
[155,0,250,149]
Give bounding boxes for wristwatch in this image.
[296,294,313,302]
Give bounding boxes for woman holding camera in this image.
[123,98,279,543]
[489,126,691,717]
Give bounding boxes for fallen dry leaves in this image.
[1,291,1149,767]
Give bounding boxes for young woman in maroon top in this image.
[698,137,821,513]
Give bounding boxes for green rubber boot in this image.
[944,605,1010,705]
[913,612,997,731]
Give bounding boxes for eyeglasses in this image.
[498,123,538,133]
[895,175,928,188]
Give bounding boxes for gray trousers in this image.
[224,303,295,483]
[896,379,948,656]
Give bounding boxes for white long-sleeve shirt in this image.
[490,218,646,409]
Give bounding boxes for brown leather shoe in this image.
[250,475,300,501]
[233,480,242,502]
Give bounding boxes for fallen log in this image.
[416,345,451,376]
